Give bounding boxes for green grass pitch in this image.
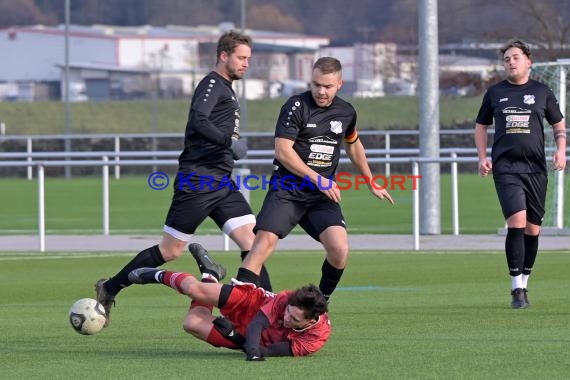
[1,173,511,235]
[1,250,568,379]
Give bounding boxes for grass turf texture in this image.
[2,172,568,235]
[1,173,508,235]
[1,250,568,379]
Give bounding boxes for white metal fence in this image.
[1,130,567,252]
[0,153,495,252]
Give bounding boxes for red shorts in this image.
[219,283,274,336]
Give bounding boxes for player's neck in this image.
[214,67,232,82]
[507,75,530,86]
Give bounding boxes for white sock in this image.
[511,274,523,290]
[201,273,219,283]
[154,270,165,282]
[521,274,529,289]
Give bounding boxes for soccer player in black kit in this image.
[236,57,394,302]
[94,31,272,327]
[475,40,566,308]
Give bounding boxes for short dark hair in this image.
[216,31,252,63]
[313,57,342,75]
[289,284,328,320]
[500,39,531,58]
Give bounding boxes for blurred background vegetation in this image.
[0,96,482,135]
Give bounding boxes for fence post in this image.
[555,65,566,228]
[114,136,121,180]
[451,152,459,235]
[412,161,420,250]
[103,156,109,235]
[27,137,33,180]
[38,163,45,252]
[385,132,391,177]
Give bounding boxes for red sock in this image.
[206,327,239,349]
[162,271,194,294]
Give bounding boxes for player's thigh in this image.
[522,173,547,225]
[493,173,526,220]
[299,199,346,242]
[164,188,225,235]
[209,188,254,231]
[254,189,307,238]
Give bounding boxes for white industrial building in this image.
[0,23,507,101]
[0,23,329,101]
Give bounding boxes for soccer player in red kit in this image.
[128,244,330,361]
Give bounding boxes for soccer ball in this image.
[69,298,106,335]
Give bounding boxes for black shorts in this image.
[164,176,254,240]
[254,188,346,242]
[493,172,547,225]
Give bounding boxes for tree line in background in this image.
[0,0,569,59]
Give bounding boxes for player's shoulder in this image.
[197,71,231,91]
[284,91,311,107]
[333,95,356,114]
[528,78,553,93]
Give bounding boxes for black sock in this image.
[505,228,525,277]
[523,234,539,275]
[241,251,272,291]
[236,267,260,287]
[105,245,166,295]
[319,259,344,301]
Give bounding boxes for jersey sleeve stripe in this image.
[344,130,359,144]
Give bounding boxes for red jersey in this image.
[219,284,331,356]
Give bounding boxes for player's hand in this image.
[318,176,341,203]
[230,138,248,160]
[552,150,566,171]
[478,159,492,176]
[245,347,265,361]
[370,187,394,204]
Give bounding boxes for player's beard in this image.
[227,65,244,81]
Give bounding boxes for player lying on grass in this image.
[128,243,331,361]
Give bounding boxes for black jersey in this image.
[476,79,564,174]
[273,91,357,188]
[178,71,241,178]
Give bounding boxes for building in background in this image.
[0,23,328,101]
[0,23,507,102]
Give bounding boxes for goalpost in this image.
[531,60,569,231]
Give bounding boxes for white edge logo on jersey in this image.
[330,121,343,134]
[499,97,508,102]
[523,95,535,105]
[310,144,334,154]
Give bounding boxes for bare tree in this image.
[247,4,303,33]
[0,0,50,27]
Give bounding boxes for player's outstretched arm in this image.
[345,139,394,204]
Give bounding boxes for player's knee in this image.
[159,244,186,261]
[326,246,349,267]
[182,315,200,336]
